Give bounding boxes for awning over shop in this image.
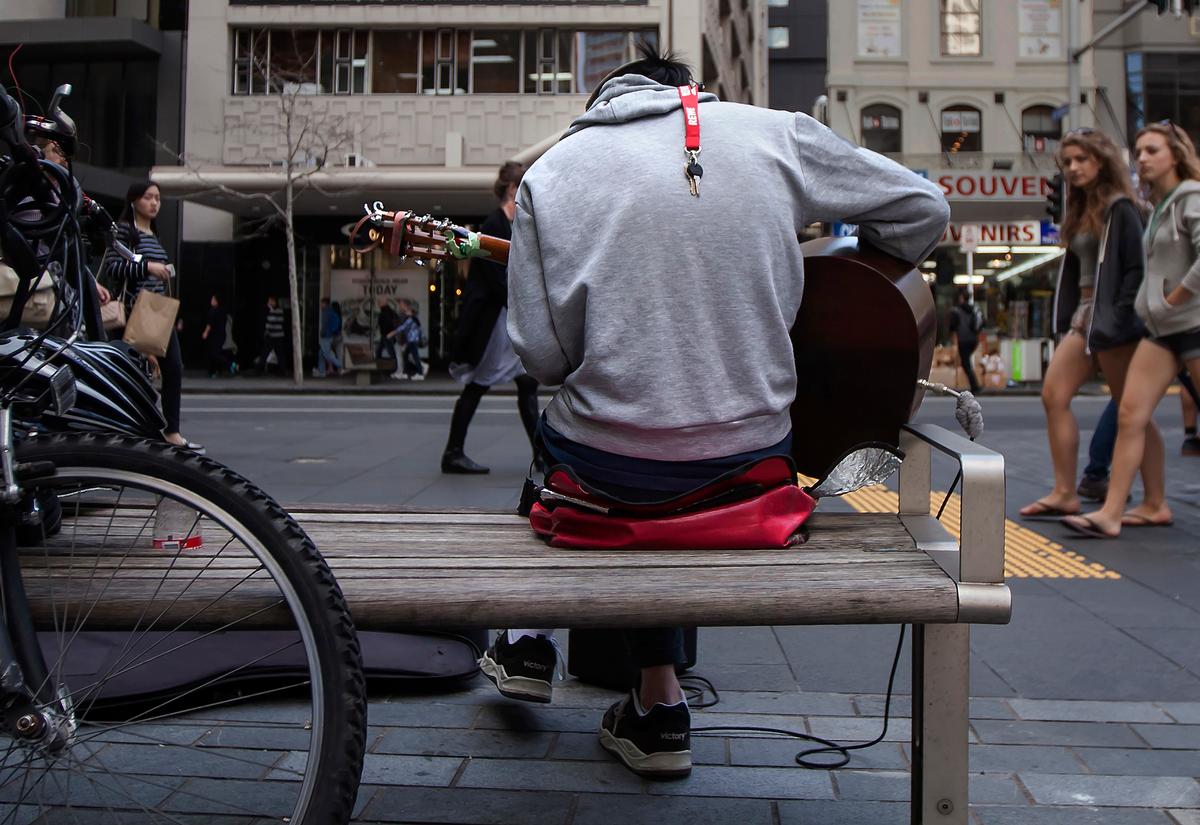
[149,166,505,218]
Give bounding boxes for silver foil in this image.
[807,445,903,498]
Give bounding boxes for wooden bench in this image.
[308,422,1007,824]
[342,341,398,386]
[20,422,1008,823]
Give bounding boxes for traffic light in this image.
[1046,173,1065,225]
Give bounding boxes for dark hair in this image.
[584,42,694,109]
[957,288,971,304]
[331,301,341,313]
[493,161,525,201]
[320,296,330,305]
[119,180,161,234]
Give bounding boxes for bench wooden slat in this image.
[18,510,959,630]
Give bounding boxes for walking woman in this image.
[104,181,203,452]
[1063,123,1200,537]
[1020,129,1146,518]
[442,161,540,474]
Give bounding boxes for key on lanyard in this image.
[685,150,703,197]
[678,84,703,197]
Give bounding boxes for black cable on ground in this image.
[688,624,907,770]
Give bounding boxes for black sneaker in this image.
[478,632,556,703]
[1182,436,1200,456]
[599,692,691,779]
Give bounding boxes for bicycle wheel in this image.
[1,433,366,824]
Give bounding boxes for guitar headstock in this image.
[349,202,465,264]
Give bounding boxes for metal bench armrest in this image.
[898,423,1005,586]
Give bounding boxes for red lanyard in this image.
[677,84,701,152]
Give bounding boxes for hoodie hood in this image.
[1158,179,1200,209]
[562,74,720,139]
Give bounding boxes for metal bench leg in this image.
[911,623,969,825]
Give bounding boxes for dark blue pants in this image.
[1083,399,1117,481]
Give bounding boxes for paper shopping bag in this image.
[123,290,179,357]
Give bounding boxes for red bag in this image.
[526,455,815,551]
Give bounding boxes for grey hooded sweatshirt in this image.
[507,75,950,461]
[1135,179,1200,337]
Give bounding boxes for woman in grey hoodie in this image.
[1020,130,1145,519]
[1064,123,1200,538]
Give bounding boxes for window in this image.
[1021,104,1062,153]
[767,0,789,6]
[372,31,420,93]
[233,29,269,95]
[1126,51,1200,147]
[861,104,902,154]
[422,30,470,95]
[768,27,790,49]
[330,30,368,94]
[471,30,521,93]
[523,29,573,94]
[232,27,657,96]
[941,105,982,152]
[940,0,982,57]
[270,30,320,93]
[573,31,658,96]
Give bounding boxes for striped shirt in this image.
[264,306,285,339]
[103,225,170,301]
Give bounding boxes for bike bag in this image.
[523,455,815,551]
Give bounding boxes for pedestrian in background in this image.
[948,289,982,393]
[388,298,425,381]
[258,295,287,375]
[314,297,345,377]
[375,296,400,361]
[104,181,202,452]
[1064,122,1200,538]
[1020,129,1145,519]
[441,161,540,474]
[202,293,234,378]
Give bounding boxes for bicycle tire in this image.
[5,432,366,824]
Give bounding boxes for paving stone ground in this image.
[341,663,1200,825]
[129,391,1198,824]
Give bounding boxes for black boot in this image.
[442,448,490,474]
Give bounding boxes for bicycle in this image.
[0,86,366,822]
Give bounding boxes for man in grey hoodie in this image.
[490,47,949,780]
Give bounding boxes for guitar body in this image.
[790,236,935,477]
[359,211,935,478]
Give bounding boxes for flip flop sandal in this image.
[1060,514,1118,539]
[1020,500,1081,519]
[1120,513,1174,528]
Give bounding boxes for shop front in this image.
[925,168,1061,389]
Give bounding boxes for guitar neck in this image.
[474,233,511,266]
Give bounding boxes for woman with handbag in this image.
[103,181,203,453]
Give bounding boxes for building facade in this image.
[765,0,827,115]
[827,0,1097,378]
[1091,0,1200,149]
[148,0,765,370]
[0,0,188,250]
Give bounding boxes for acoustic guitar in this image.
[351,209,935,477]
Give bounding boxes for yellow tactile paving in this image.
[803,478,1119,580]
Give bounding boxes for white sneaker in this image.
[390,371,408,380]
[410,373,425,381]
